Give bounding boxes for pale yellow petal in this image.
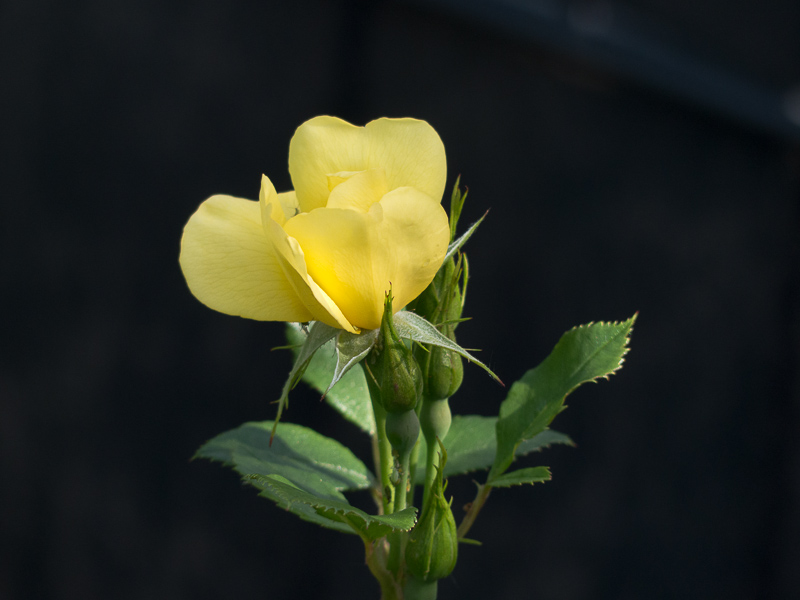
[326,168,388,212]
[288,116,447,213]
[363,118,447,201]
[259,174,283,228]
[259,175,300,228]
[283,187,450,330]
[277,190,300,221]
[179,194,313,322]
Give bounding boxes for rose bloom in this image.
[179,116,450,332]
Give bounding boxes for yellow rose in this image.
[179,116,450,332]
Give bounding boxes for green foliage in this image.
[490,315,636,481]
[415,415,573,483]
[286,324,375,434]
[195,420,383,534]
[486,467,551,488]
[249,474,417,541]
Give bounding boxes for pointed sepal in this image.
[393,311,502,384]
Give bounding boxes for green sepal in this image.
[458,538,482,546]
[248,474,417,541]
[195,420,374,533]
[415,415,573,483]
[273,322,339,437]
[490,315,636,481]
[443,211,487,263]
[487,466,551,488]
[329,328,379,397]
[286,324,375,434]
[448,175,467,242]
[393,311,502,384]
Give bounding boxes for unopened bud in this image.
[385,410,420,455]
[367,292,422,414]
[420,398,452,443]
[424,345,463,401]
[405,440,458,582]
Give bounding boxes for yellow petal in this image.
[283,187,450,330]
[265,217,358,333]
[326,168,389,212]
[179,194,313,322]
[288,116,447,213]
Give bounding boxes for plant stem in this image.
[456,483,491,540]
[365,363,395,515]
[394,449,412,513]
[421,432,440,509]
[364,538,403,600]
[407,436,422,508]
[371,433,384,513]
[387,446,413,573]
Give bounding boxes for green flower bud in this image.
[420,398,452,443]
[366,292,422,413]
[405,440,458,582]
[424,345,463,401]
[385,410,420,455]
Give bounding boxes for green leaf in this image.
[286,324,375,434]
[394,311,501,383]
[487,466,551,488]
[195,420,375,533]
[415,415,573,482]
[490,315,636,480]
[273,322,339,436]
[250,474,417,541]
[517,429,575,455]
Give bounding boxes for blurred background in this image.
[2,0,799,598]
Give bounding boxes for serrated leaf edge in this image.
[251,474,418,536]
[487,466,552,488]
[564,313,637,385]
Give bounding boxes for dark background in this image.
[2,0,799,598]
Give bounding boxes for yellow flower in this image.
[179,116,450,332]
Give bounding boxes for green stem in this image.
[365,363,394,515]
[456,483,491,540]
[421,432,439,509]
[387,446,413,573]
[364,538,403,600]
[371,433,385,513]
[395,449,412,512]
[407,436,422,509]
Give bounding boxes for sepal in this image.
[393,311,501,384]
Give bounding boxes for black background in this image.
[2,1,800,598]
